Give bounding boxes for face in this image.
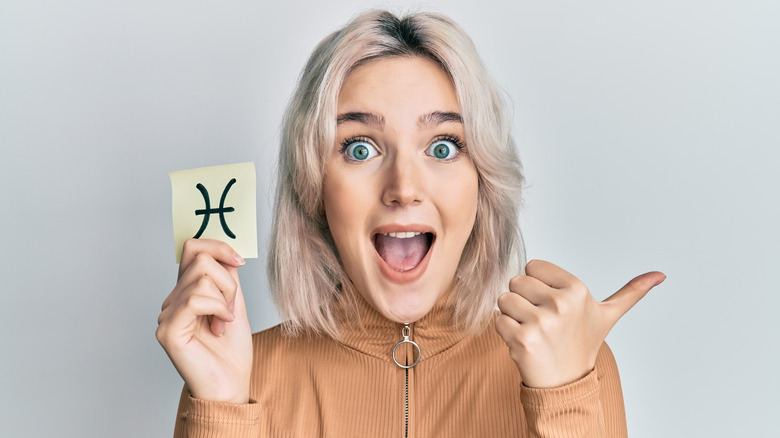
[322,56,479,323]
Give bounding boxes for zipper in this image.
[392,323,420,438]
[405,367,409,438]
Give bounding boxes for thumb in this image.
[601,271,666,328]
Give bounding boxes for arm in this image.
[519,342,627,438]
[156,239,256,436]
[496,260,661,437]
[173,385,262,438]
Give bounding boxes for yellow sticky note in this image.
[169,162,258,263]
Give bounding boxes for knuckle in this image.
[508,275,525,291]
[183,293,202,309]
[497,292,512,309]
[195,275,214,290]
[626,280,643,295]
[536,314,554,333]
[182,238,198,254]
[495,314,514,335]
[510,329,524,345]
[193,252,212,268]
[524,259,542,273]
[161,289,177,311]
[496,315,531,349]
[218,240,233,254]
[495,313,508,330]
[572,280,589,295]
[206,238,231,256]
[548,293,568,314]
[516,329,540,350]
[570,286,591,308]
[525,309,541,325]
[155,324,168,343]
[511,330,531,349]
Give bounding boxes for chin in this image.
[385,306,430,324]
[373,285,442,324]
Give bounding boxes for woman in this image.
[156,9,664,437]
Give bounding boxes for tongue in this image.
[374,234,430,272]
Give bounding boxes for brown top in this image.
[173,294,628,437]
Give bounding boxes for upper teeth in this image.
[386,232,422,238]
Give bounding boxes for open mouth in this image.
[372,231,435,272]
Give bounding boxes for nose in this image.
[381,151,424,207]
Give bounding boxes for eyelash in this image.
[431,134,466,151]
[339,136,373,154]
[338,134,467,153]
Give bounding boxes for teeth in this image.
[386,231,422,239]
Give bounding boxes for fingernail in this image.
[233,253,245,266]
[229,300,235,312]
[653,274,667,287]
[228,311,236,321]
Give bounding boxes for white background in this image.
[1,1,778,436]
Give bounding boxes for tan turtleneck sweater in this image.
[172,294,628,437]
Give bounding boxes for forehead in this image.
[337,57,460,116]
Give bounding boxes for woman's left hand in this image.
[495,259,665,388]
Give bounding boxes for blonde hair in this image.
[268,9,525,338]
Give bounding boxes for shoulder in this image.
[252,322,285,344]
[251,323,305,352]
[251,323,341,363]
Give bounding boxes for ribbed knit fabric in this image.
[173,294,628,437]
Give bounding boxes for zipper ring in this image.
[392,339,421,369]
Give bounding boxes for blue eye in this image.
[426,139,459,160]
[343,140,378,161]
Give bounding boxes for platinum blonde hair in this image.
[268,9,525,338]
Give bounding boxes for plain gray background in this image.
[2,0,778,436]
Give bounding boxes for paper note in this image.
[169,162,258,263]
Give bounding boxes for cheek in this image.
[322,171,370,253]
[438,167,479,229]
[323,182,351,239]
[322,158,381,224]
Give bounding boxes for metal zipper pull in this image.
[392,323,421,368]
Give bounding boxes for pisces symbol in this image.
[193,178,237,239]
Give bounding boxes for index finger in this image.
[524,259,581,290]
[178,238,245,279]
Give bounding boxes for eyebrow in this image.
[417,111,463,128]
[336,112,385,128]
[336,111,463,129]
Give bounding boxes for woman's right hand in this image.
[156,239,253,404]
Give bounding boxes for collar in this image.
[337,290,468,365]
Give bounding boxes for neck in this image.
[336,288,467,364]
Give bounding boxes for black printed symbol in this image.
[193,178,237,239]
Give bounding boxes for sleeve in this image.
[172,385,262,438]
[519,342,628,438]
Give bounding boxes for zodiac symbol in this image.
[193,178,237,239]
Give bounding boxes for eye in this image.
[342,139,379,162]
[425,139,460,160]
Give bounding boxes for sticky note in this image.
[169,162,258,263]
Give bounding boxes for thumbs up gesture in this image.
[495,259,665,388]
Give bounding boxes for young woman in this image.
[157,9,664,437]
